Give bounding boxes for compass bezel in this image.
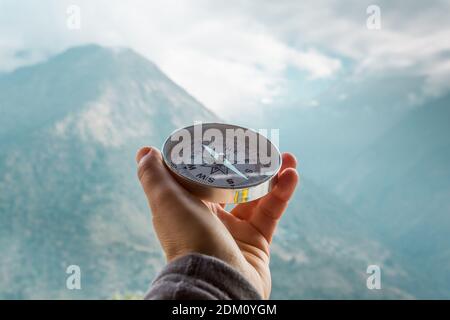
[161,122,282,203]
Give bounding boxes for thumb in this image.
[136,146,189,216]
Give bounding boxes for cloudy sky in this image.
[1,0,450,117]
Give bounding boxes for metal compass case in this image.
[162,123,281,204]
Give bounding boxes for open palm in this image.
[137,147,298,299]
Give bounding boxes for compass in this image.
[162,123,281,204]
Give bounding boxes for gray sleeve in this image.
[144,253,262,300]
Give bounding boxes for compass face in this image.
[162,123,281,190]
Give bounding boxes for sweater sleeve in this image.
[144,253,262,300]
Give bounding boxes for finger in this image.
[249,168,299,242]
[230,153,297,221]
[136,146,152,164]
[206,202,227,216]
[280,152,297,173]
[230,200,259,220]
[136,146,192,216]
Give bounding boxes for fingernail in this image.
[136,147,152,164]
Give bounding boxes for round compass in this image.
[162,123,281,204]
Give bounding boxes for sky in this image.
[1,0,450,118]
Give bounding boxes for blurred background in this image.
[1,0,449,299]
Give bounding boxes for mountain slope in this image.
[335,94,450,298]
[271,177,413,299]
[0,45,216,298]
[0,45,411,299]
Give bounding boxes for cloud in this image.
[0,0,341,117]
[290,48,341,79]
[0,0,449,116]
[228,0,450,101]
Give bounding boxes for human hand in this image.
[136,146,299,299]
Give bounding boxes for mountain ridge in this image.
[0,44,217,142]
[334,93,450,298]
[0,44,414,299]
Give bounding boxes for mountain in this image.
[335,94,450,298]
[247,73,450,298]
[0,44,411,299]
[270,177,413,299]
[0,45,216,299]
[254,72,422,187]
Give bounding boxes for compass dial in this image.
[162,123,281,203]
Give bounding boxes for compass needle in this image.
[223,158,248,180]
[203,144,248,180]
